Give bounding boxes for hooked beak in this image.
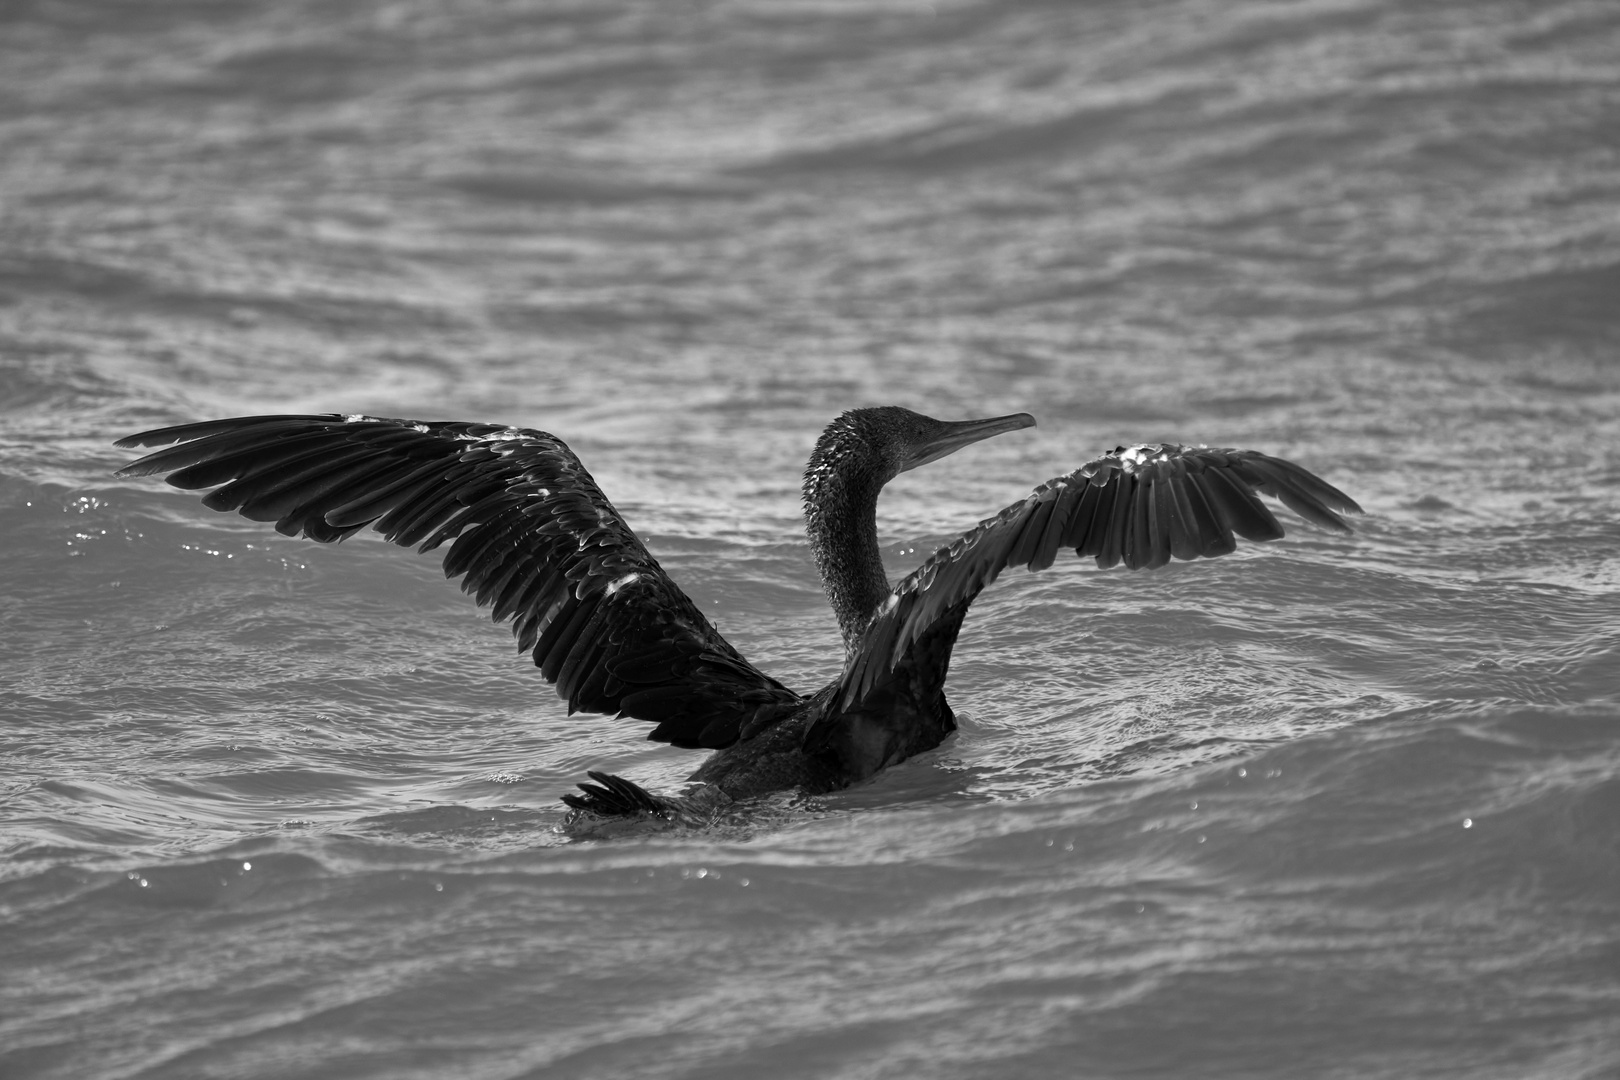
[900,412,1037,472]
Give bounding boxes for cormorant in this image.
[115,408,1360,820]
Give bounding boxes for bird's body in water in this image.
[115,407,1362,824]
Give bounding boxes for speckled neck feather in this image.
[802,412,900,651]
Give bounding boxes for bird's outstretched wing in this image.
[837,443,1362,710]
[115,414,801,748]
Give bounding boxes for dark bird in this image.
[114,408,1361,821]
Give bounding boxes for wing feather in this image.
[116,413,800,748]
[1064,473,1110,554]
[1200,465,1286,542]
[1026,478,1083,572]
[837,443,1360,709]
[1096,466,1134,569]
[324,458,461,526]
[1006,485,1057,569]
[1174,470,1236,558]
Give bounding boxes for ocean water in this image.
[3,1,1619,1077]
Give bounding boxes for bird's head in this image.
[801,406,1036,645]
[804,406,1036,499]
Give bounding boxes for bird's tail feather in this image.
[561,771,675,819]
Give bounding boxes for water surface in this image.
[3,2,1619,1077]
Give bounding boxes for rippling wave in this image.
[3,1,1618,1077]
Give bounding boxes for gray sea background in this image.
[2,2,1618,1077]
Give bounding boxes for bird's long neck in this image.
[803,446,892,652]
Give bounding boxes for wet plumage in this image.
[114,407,1362,821]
